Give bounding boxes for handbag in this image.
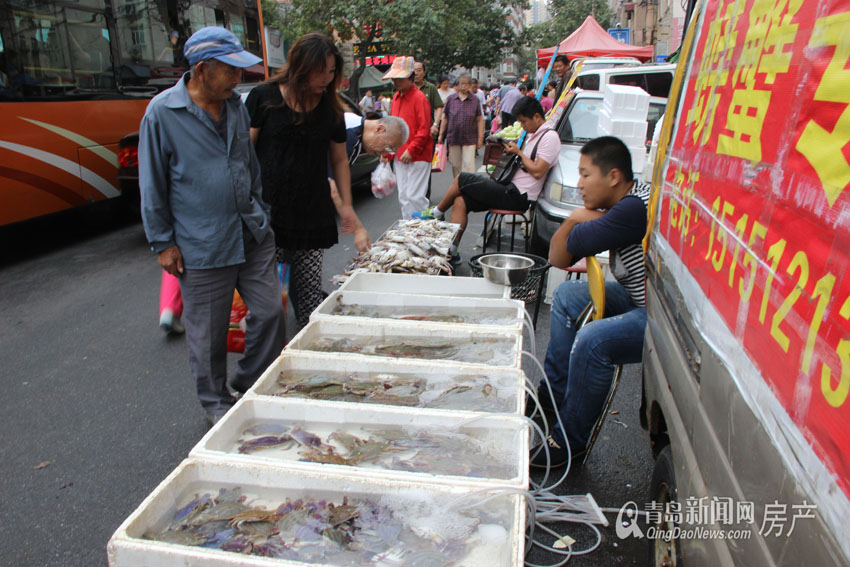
[431,143,447,172]
[489,128,554,185]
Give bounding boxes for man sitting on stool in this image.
[532,136,650,468]
[412,96,559,263]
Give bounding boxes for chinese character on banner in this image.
[786,502,817,536]
[685,496,708,525]
[666,501,683,524]
[760,501,788,536]
[717,0,801,162]
[687,0,737,147]
[711,496,734,525]
[794,11,850,207]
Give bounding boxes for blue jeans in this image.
[543,279,646,452]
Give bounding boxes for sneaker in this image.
[411,207,444,221]
[530,434,586,469]
[160,309,185,335]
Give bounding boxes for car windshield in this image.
[559,97,604,143]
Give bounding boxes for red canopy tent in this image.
[536,16,654,68]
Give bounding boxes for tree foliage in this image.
[526,0,613,49]
[275,0,526,84]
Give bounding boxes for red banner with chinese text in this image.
[659,0,850,496]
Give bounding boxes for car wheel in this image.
[648,445,683,567]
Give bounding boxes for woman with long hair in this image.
[245,32,357,331]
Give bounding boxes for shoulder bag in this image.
[489,128,555,185]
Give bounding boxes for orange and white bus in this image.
[0,0,264,227]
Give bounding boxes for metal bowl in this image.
[478,254,535,286]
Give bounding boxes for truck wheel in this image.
[648,445,682,567]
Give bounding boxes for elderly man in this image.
[414,97,559,263]
[330,113,409,250]
[438,74,483,177]
[384,56,433,218]
[139,27,285,425]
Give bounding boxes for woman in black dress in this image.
[246,33,357,329]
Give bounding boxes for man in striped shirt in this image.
[533,136,650,468]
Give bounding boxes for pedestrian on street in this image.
[139,26,285,425]
[437,74,483,177]
[385,56,433,218]
[245,32,357,331]
[541,81,556,115]
[358,89,374,113]
[437,74,452,103]
[499,83,526,129]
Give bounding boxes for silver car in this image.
[530,89,667,255]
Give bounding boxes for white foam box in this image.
[190,397,530,488]
[629,145,647,174]
[249,351,528,416]
[602,83,650,122]
[598,107,648,148]
[285,319,524,369]
[108,458,525,567]
[311,289,526,333]
[337,271,510,298]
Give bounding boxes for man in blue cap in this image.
[139,27,284,426]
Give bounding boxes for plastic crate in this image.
[310,289,525,333]
[108,458,525,567]
[248,351,528,416]
[469,252,550,304]
[286,319,523,369]
[337,271,510,298]
[190,397,530,488]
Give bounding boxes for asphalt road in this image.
[0,164,654,566]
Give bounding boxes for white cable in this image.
[522,308,536,356]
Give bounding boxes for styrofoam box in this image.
[598,108,647,147]
[629,146,647,174]
[249,351,528,415]
[190,397,530,488]
[108,458,525,567]
[337,271,510,298]
[286,319,523,369]
[310,289,526,333]
[602,83,650,121]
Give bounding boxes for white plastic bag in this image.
[371,161,397,199]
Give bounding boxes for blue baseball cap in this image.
[183,26,262,67]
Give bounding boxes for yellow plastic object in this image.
[586,256,605,321]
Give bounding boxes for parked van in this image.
[569,56,642,73]
[642,0,850,564]
[576,63,676,98]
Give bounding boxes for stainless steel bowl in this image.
[478,254,535,286]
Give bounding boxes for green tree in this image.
[278,0,526,97]
[527,0,613,48]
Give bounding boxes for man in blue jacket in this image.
[139,27,285,425]
[534,136,650,467]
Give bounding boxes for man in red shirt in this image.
[383,56,433,218]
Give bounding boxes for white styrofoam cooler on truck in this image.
[107,458,525,567]
[337,271,511,298]
[248,351,528,415]
[601,83,650,121]
[598,108,648,148]
[310,289,526,333]
[285,319,523,369]
[190,397,530,488]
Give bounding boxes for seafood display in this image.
[143,487,513,566]
[233,422,517,480]
[303,336,516,366]
[331,298,518,327]
[271,369,515,412]
[334,219,460,283]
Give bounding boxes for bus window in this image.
[577,73,600,90]
[644,72,673,97]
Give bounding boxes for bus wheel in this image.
[648,445,682,567]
